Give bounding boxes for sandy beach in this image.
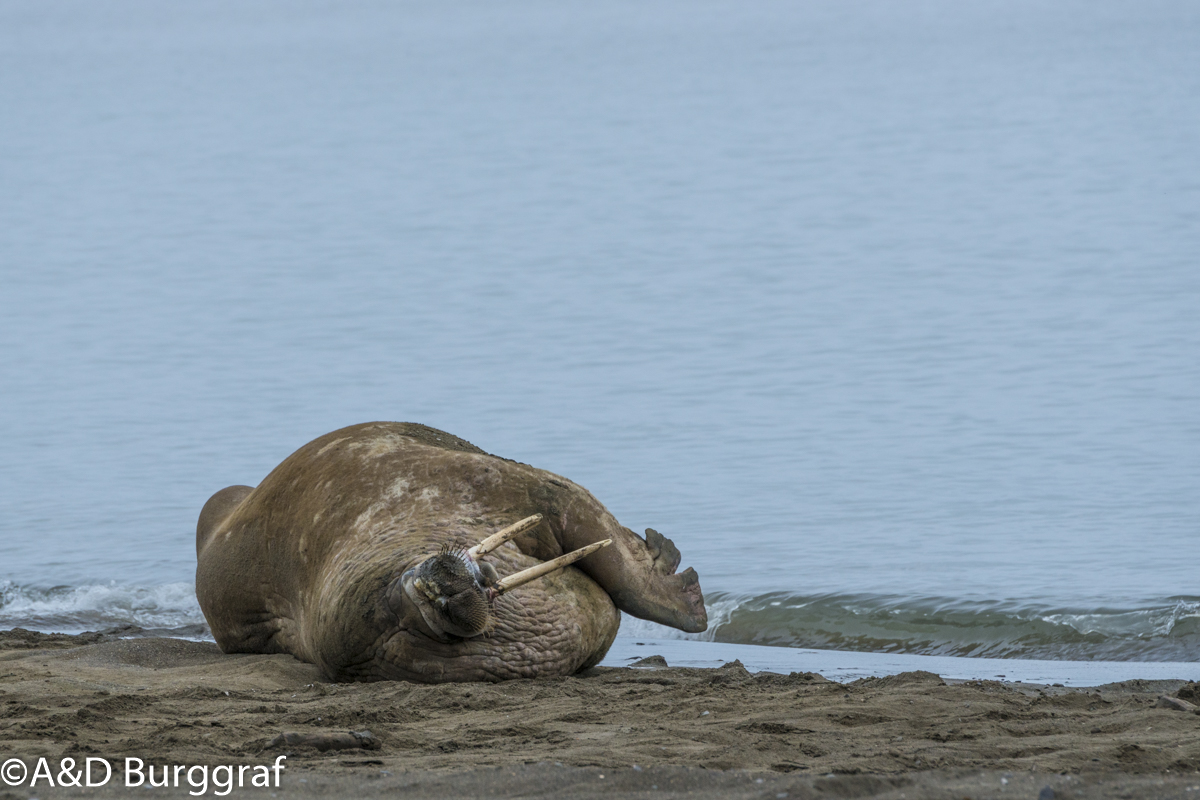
[0,629,1197,799]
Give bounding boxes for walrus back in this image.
[369,422,488,456]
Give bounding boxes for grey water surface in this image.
[1,0,1198,660]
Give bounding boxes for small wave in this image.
[621,592,1200,662]
[4,581,1198,661]
[0,580,208,637]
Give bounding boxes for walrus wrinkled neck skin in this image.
[195,421,706,683]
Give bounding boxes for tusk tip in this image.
[467,513,547,558]
[493,537,614,595]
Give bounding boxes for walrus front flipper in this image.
[607,529,706,634]
[615,533,707,634]
[552,491,708,634]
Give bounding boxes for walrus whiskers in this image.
[467,514,544,559]
[493,539,613,596]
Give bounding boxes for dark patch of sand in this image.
[1,631,1198,799]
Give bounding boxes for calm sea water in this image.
[2,0,1198,661]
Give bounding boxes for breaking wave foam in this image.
[0,580,207,636]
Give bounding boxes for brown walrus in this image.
[195,422,707,683]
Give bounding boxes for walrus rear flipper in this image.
[196,485,254,557]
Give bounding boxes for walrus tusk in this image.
[493,539,613,595]
[467,514,544,559]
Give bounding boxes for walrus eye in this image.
[477,561,499,588]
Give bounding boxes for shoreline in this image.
[8,623,1197,687]
[602,636,1200,686]
[2,629,1198,799]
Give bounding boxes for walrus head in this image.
[398,514,613,641]
[401,545,499,639]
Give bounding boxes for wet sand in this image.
[1,629,1198,799]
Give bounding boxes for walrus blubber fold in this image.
[195,422,707,683]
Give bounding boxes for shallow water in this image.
[600,638,1200,686]
[1,0,1198,661]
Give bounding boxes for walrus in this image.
[195,422,707,683]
